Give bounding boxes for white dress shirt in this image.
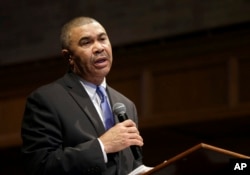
[78,77,109,163]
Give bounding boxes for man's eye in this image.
[81,40,90,45]
[99,35,107,40]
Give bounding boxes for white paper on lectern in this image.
[128,165,153,175]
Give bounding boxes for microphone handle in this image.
[130,145,143,160]
[117,113,143,161]
[117,113,128,122]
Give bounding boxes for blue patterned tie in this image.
[96,86,114,130]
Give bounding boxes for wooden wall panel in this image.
[109,74,141,114]
[152,62,228,113]
[0,97,25,147]
[239,58,250,103]
[1,24,250,147]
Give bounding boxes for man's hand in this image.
[99,119,143,153]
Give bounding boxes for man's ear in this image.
[61,49,72,60]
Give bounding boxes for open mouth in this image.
[95,58,106,63]
[94,58,108,68]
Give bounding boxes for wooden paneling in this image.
[239,58,250,103]
[1,24,250,148]
[0,97,25,148]
[108,73,141,113]
[152,60,228,113]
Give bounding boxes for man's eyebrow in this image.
[78,36,91,45]
[78,32,108,44]
[79,36,90,41]
[98,32,108,37]
[79,32,107,40]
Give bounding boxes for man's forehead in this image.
[71,21,106,34]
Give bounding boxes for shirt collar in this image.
[78,77,107,99]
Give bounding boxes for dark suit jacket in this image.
[21,71,142,175]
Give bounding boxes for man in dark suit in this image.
[21,17,145,175]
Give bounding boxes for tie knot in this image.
[96,86,106,102]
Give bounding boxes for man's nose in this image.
[93,41,104,53]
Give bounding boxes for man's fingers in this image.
[127,127,139,134]
[121,119,136,127]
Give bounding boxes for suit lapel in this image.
[106,86,120,124]
[62,72,106,135]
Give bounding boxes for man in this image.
[21,17,146,175]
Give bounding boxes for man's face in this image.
[65,21,113,85]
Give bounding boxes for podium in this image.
[143,143,250,175]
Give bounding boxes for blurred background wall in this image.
[1,0,250,174]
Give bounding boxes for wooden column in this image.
[228,57,239,108]
[140,69,153,118]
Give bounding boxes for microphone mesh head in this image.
[113,103,126,115]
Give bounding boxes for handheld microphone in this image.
[113,103,143,161]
